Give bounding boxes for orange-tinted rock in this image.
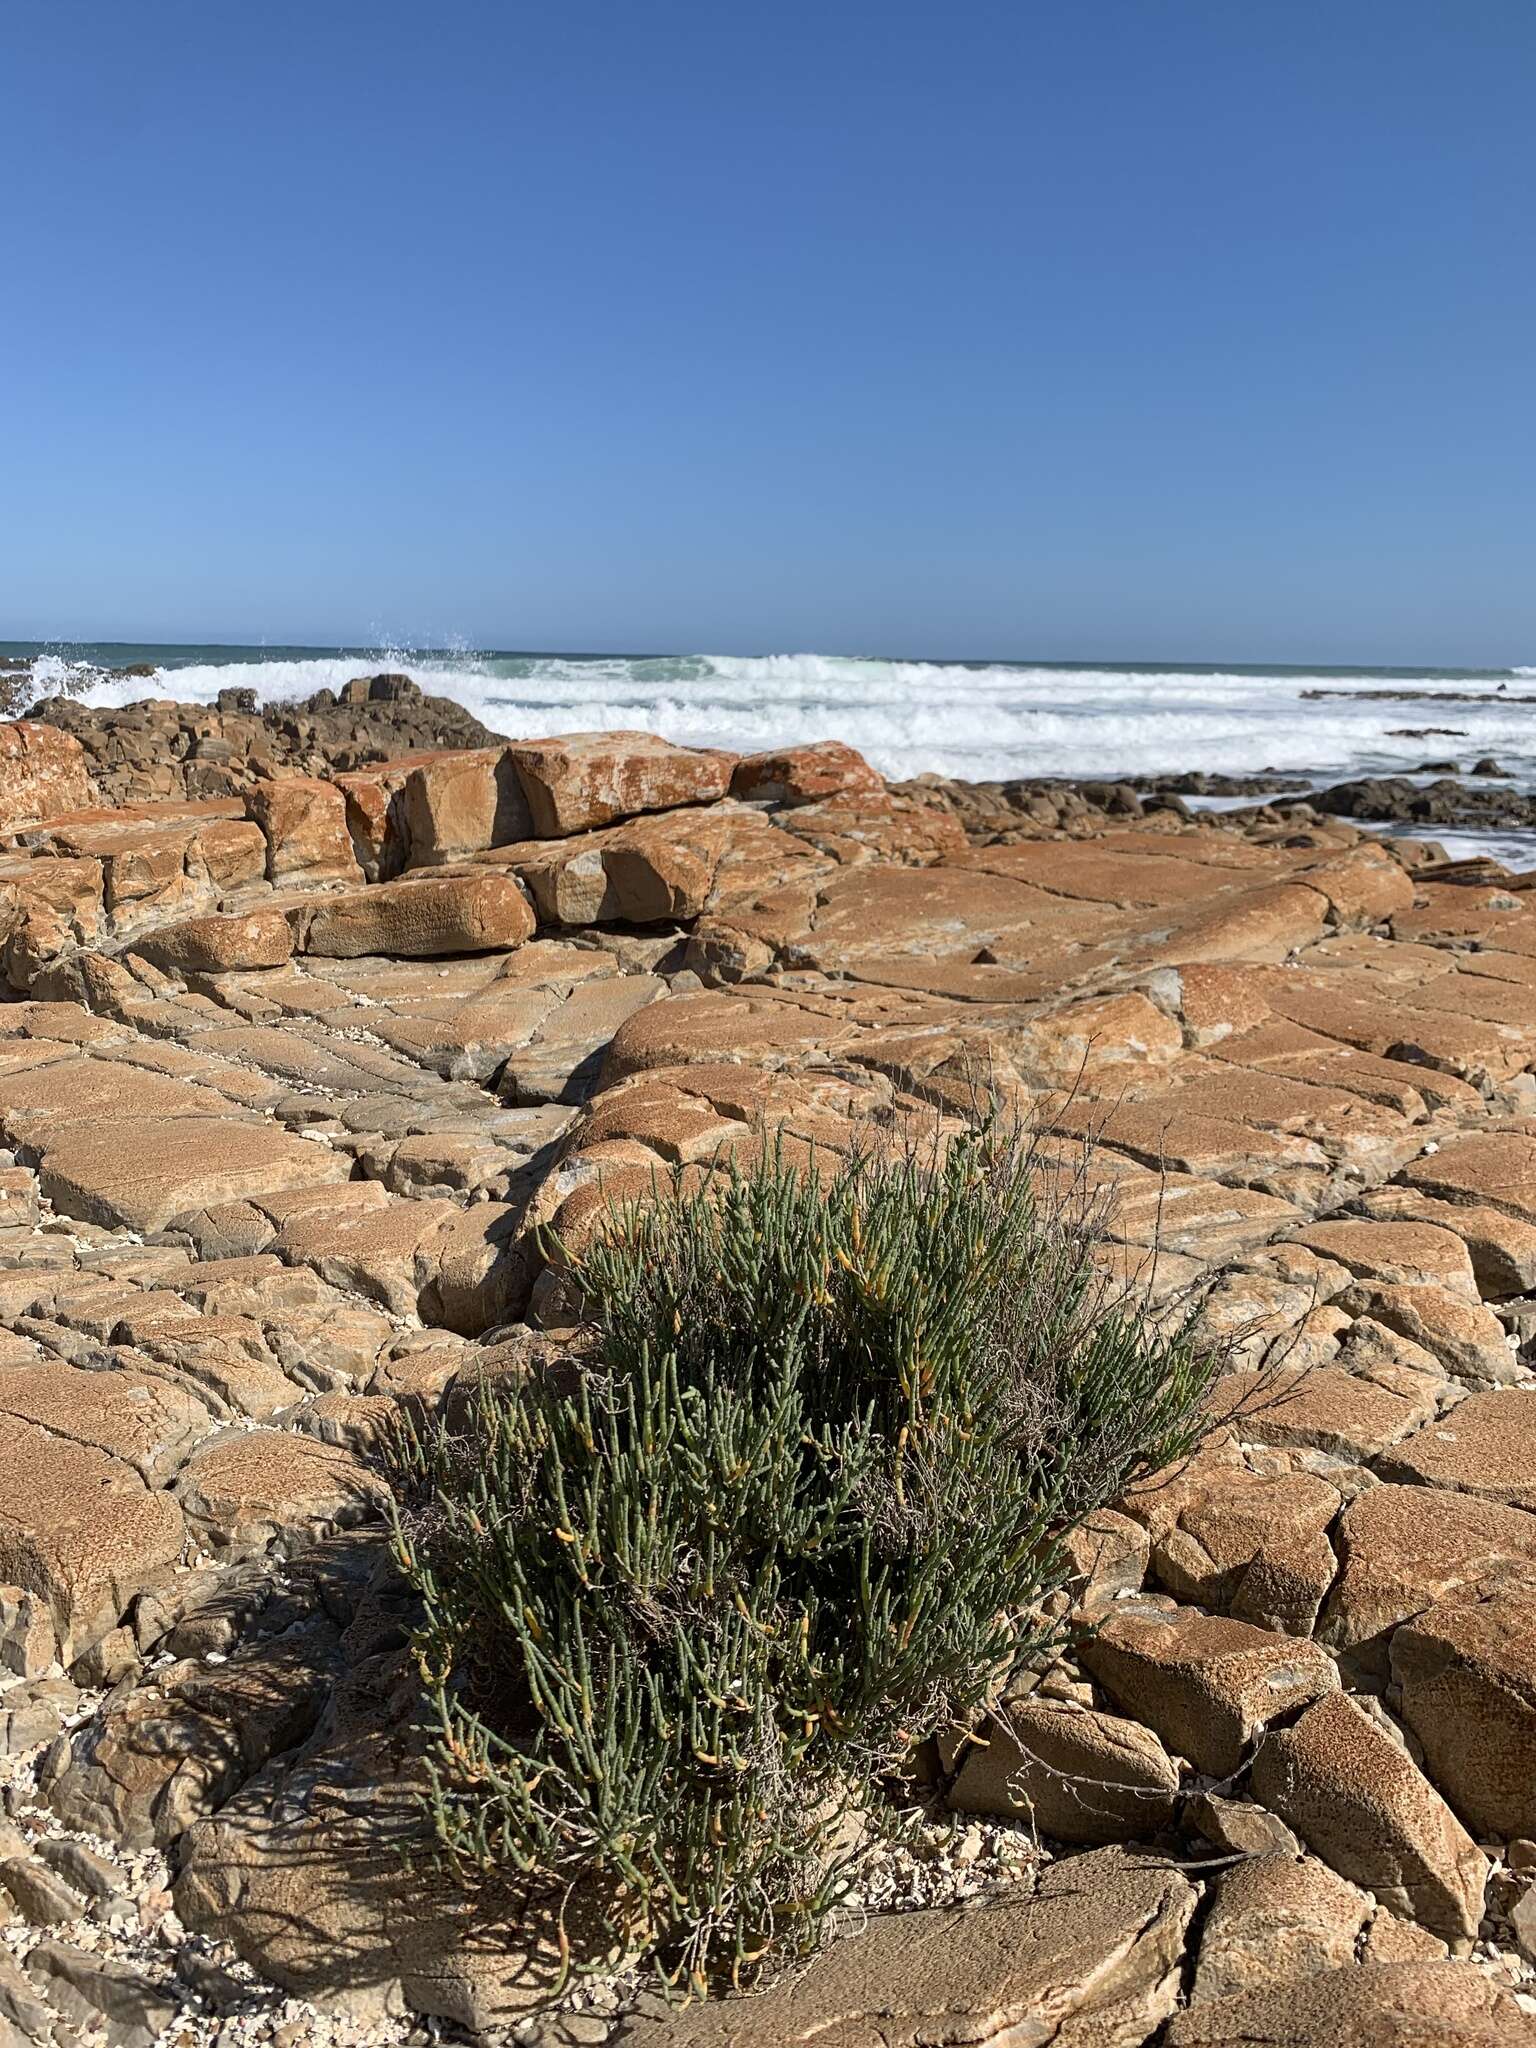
[400,747,533,865]
[1249,1692,1488,1944]
[0,722,95,829]
[1399,1131,1536,1224]
[294,872,535,959]
[1079,1604,1338,1775]
[1293,1220,1478,1299]
[1320,1483,1536,1673]
[134,908,294,975]
[948,1698,1179,1842]
[1392,1576,1536,1841]
[1378,1389,1536,1508]
[246,777,362,888]
[509,732,736,837]
[730,741,884,806]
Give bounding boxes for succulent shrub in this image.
[389,1124,1218,1995]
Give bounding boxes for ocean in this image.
[7,642,1536,863]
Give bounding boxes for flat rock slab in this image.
[174,1429,388,1561]
[1165,1960,1536,2046]
[0,1418,185,1664]
[615,1849,1196,2048]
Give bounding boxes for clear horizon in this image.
[7,2,1535,666]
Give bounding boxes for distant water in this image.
[7,641,1536,863]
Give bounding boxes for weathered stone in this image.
[612,1849,1195,2048]
[948,1698,1180,1842]
[1335,1281,1517,1384]
[0,722,95,829]
[295,870,535,959]
[1249,1692,1488,1944]
[730,741,884,807]
[1165,1961,1536,2046]
[401,747,533,863]
[175,1429,387,1561]
[1293,1219,1479,1297]
[1192,1853,1370,2003]
[510,732,736,837]
[1320,1483,1536,1674]
[25,1940,177,2048]
[134,906,294,974]
[1391,1577,1536,1841]
[1377,1389,1536,1507]
[0,1421,184,1663]
[247,776,362,887]
[1079,1605,1338,1776]
[44,1622,336,1848]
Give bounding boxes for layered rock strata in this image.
[0,715,1535,2044]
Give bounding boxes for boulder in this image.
[1391,1577,1536,1840]
[730,741,884,807]
[948,1698,1180,1843]
[1191,1853,1371,2004]
[400,747,533,864]
[1249,1692,1488,1945]
[294,871,536,959]
[510,731,736,837]
[612,1849,1195,2048]
[1320,1483,1536,1674]
[174,1429,387,1561]
[1079,1605,1338,1776]
[0,722,95,830]
[132,906,294,974]
[1377,1389,1536,1508]
[246,776,362,888]
[1165,1961,1536,2046]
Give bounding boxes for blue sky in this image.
[5,0,1534,662]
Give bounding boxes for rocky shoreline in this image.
[2,699,1536,2045]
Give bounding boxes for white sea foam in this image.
[52,649,1536,801]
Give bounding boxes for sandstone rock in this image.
[1165,1961,1536,2046]
[1320,1483,1536,1674]
[401,747,533,863]
[948,1698,1180,1843]
[174,1429,387,1561]
[0,1420,184,1664]
[1377,1389,1536,1507]
[1335,1281,1517,1384]
[1079,1605,1338,1776]
[1357,1185,1536,1298]
[44,1621,337,1849]
[1293,1219,1479,1298]
[25,1940,176,2048]
[247,776,362,887]
[1192,1853,1370,2003]
[510,732,736,837]
[134,906,294,974]
[294,870,535,959]
[729,741,884,807]
[1060,1510,1150,1609]
[1188,1790,1301,1858]
[1249,1692,1488,1944]
[1391,1577,1536,1840]
[1399,1131,1536,1221]
[612,1848,1195,2048]
[0,722,95,830]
